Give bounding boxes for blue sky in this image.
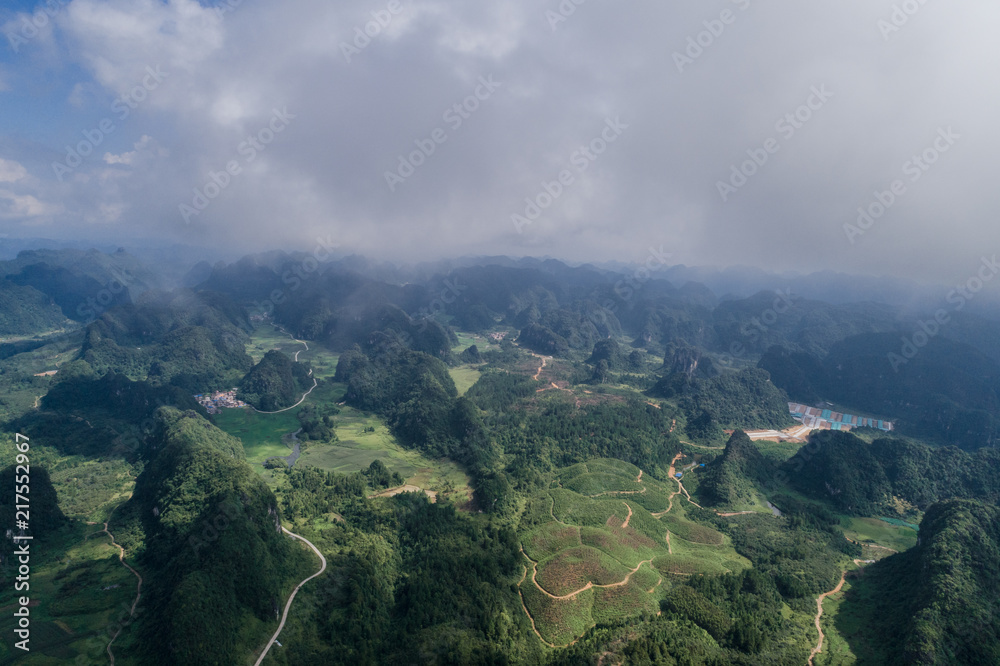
[1,0,1000,284]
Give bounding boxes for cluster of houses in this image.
[488,331,508,342]
[194,389,248,414]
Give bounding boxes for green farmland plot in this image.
[518,459,749,645]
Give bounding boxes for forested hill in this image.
[77,289,255,391]
[699,430,772,507]
[760,333,1000,450]
[782,430,1000,515]
[238,349,313,411]
[109,407,296,664]
[183,252,1000,451]
[838,499,1000,664]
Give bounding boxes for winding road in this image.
[251,375,318,415]
[254,527,327,666]
[808,570,846,666]
[98,502,142,666]
[251,330,318,415]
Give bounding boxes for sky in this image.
[1,0,999,285]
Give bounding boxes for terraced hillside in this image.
[517,458,750,646]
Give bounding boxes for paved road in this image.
[254,527,327,666]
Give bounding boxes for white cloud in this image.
[0,0,997,282]
[104,135,166,166]
[0,158,27,183]
[0,190,62,219]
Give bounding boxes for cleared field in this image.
[448,365,482,396]
[579,526,659,567]
[563,472,641,496]
[451,332,480,352]
[525,523,582,561]
[590,569,660,625]
[519,458,749,645]
[213,373,472,502]
[756,438,809,464]
[520,579,595,647]
[247,324,341,377]
[535,547,631,596]
[246,323,299,363]
[213,405,300,466]
[841,516,918,552]
[659,510,726,546]
[48,459,137,522]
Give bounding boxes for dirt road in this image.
[520,546,654,600]
[621,502,633,528]
[532,354,549,381]
[808,570,846,666]
[100,503,141,666]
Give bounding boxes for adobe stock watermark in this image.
[188,499,242,557]
[179,107,295,223]
[545,0,589,32]
[843,126,959,245]
[253,235,340,316]
[75,268,135,323]
[878,0,933,41]
[4,0,69,53]
[673,0,752,73]
[610,246,673,303]
[888,254,999,372]
[716,85,833,202]
[561,245,672,350]
[341,0,404,63]
[51,66,169,181]
[213,0,244,20]
[76,603,144,663]
[511,116,628,234]
[411,277,468,331]
[384,75,502,192]
[718,289,797,367]
[773,436,821,486]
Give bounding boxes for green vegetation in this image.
[835,499,1000,665]
[678,367,795,435]
[699,430,772,507]
[841,516,918,553]
[238,348,313,411]
[760,333,1000,451]
[516,459,748,644]
[448,364,482,396]
[783,430,1000,516]
[77,289,255,392]
[0,279,68,335]
[3,250,1000,664]
[109,407,300,665]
